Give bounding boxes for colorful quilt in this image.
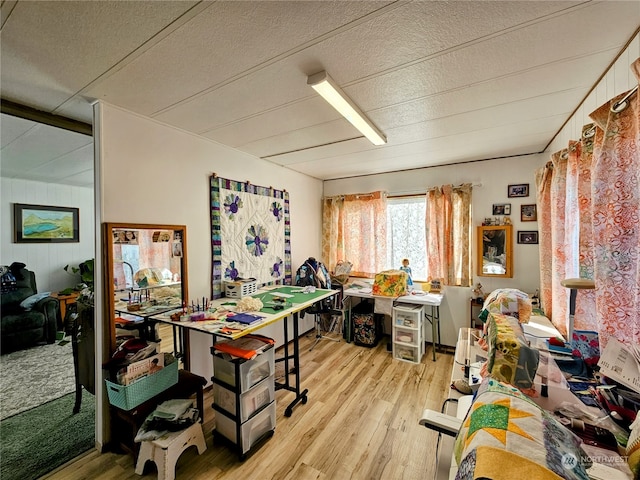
[210,176,291,299]
[479,288,532,324]
[485,313,539,391]
[454,378,591,480]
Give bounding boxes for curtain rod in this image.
[389,183,482,197]
[325,183,481,200]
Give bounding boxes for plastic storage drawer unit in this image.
[213,374,275,423]
[213,346,275,392]
[215,401,276,454]
[393,303,422,328]
[394,344,420,363]
[394,328,418,345]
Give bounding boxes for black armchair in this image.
[1,262,59,354]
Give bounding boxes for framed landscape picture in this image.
[13,203,79,243]
[521,204,537,222]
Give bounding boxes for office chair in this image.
[308,285,344,351]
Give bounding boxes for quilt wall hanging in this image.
[210,175,291,299]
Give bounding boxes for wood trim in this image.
[1,98,92,136]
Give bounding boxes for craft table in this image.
[342,286,444,361]
[150,286,337,417]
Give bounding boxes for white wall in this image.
[0,177,95,292]
[548,34,639,153]
[324,154,548,346]
[95,101,323,383]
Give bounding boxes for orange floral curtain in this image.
[536,58,640,348]
[321,191,387,277]
[588,62,640,348]
[535,162,554,318]
[572,125,598,332]
[425,183,472,286]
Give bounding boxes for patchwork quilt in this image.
[484,313,540,392]
[454,378,591,480]
[210,176,291,298]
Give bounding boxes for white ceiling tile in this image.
[1,1,638,184]
[0,1,198,117]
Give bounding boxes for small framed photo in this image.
[13,203,79,243]
[492,203,511,215]
[521,204,537,222]
[518,231,539,244]
[508,184,530,198]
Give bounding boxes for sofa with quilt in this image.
[1,262,59,353]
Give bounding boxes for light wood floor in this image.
[43,333,453,480]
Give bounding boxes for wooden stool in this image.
[135,422,206,480]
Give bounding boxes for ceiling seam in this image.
[196,8,615,137]
[343,1,598,87]
[164,1,597,121]
[323,152,542,182]
[149,1,411,118]
[50,1,214,116]
[225,84,583,153]
[0,0,18,30]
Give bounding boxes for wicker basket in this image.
[105,360,178,410]
[330,274,350,285]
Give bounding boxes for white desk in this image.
[342,287,444,361]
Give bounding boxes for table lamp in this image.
[560,278,595,347]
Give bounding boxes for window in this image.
[385,197,427,281]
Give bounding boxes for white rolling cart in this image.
[392,303,424,364]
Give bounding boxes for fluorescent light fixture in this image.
[307,71,387,146]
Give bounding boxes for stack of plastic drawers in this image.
[211,342,276,459]
[392,303,424,364]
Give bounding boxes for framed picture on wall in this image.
[13,203,79,243]
[521,204,537,222]
[508,184,529,198]
[517,230,538,244]
[492,203,511,215]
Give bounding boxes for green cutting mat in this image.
[254,286,330,312]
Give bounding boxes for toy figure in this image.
[400,258,413,286]
[472,282,484,301]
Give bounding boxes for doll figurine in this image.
[472,282,484,301]
[400,258,413,286]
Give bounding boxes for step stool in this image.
[135,422,207,480]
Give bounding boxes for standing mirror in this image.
[104,223,188,354]
[477,225,513,278]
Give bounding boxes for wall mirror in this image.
[104,223,188,354]
[477,225,513,278]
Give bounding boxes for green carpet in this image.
[0,392,95,480]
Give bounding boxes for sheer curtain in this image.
[425,183,472,286]
[322,191,387,277]
[536,58,640,347]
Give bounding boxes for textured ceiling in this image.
[1,1,639,187]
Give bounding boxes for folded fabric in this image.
[152,399,194,421]
[484,313,539,392]
[135,400,199,443]
[479,288,532,324]
[19,292,51,310]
